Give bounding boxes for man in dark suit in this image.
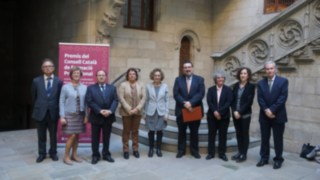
[173,61,205,159]
[257,61,288,169]
[31,58,63,163]
[86,70,118,164]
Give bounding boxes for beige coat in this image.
[117,81,146,116]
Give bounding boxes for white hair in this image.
[264,60,276,69]
[213,70,226,83]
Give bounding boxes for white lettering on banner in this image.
[64,65,70,70]
[82,54,90,59]
[70,66,93,71]
[83,71,93,76]
[64,71,69,76]
[64,53,81,58]
[64,59,82,64]
[82,60,97,65]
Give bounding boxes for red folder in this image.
[182,106,202,122]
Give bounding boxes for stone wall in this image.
[211,0,277,51]
[250,54,320,153]
[102,0,215,91]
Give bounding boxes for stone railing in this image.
[211,0,320,86]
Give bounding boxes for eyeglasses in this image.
[42,65,54,68]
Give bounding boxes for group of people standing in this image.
[31,58,288,170]
[174,61,288,170]
[31,59,168,165]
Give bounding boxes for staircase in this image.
[211,0,320,86]
[111,98,260,153]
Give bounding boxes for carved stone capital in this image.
[96,0,125,44]
[290,46,308,57]
[310,38,320,53]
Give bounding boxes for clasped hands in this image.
[100,109,112,117]
[129,108,139,115]
[214,111,221,120]
[264,108,275,119]
[183,101,193,111]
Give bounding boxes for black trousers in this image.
[91,122,112,158]
[233,116,251,155]
[36,111,58,156]
[207,117,230,155]
[259,120,285,162]
[176,115,200,154]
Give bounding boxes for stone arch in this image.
[176,29,201,52]
[176,29,201,75]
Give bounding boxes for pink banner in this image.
[58,43,109,145]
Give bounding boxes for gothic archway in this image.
[179,36,191,75]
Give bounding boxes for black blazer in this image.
[85,83,119,125]
[31,75,63,121]
[206,85,233,120]
[173,74,205,117]
[231,82,255,115]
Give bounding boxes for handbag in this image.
[300,143,315,160]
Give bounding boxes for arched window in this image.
[264,0,297,14]
[123,0,155,31]
[179,36,191,76]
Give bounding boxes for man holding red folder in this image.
[173,61,205,159]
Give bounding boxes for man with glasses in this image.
[173,61,205,159]
[31,58,62,163]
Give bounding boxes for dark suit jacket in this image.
[257,76,288,123]
[31,75,63,121]
[173,74,205,117]
[206,85,233,121]
[86,83,119,125]
[231,82,255,115]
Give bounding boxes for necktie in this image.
[46,77,52,97]
[100,85,106,99]
[268,79,273,92]
[186,78,191,94]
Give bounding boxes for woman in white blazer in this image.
[144,68,169,157]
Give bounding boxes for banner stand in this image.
[58,42,110,147]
